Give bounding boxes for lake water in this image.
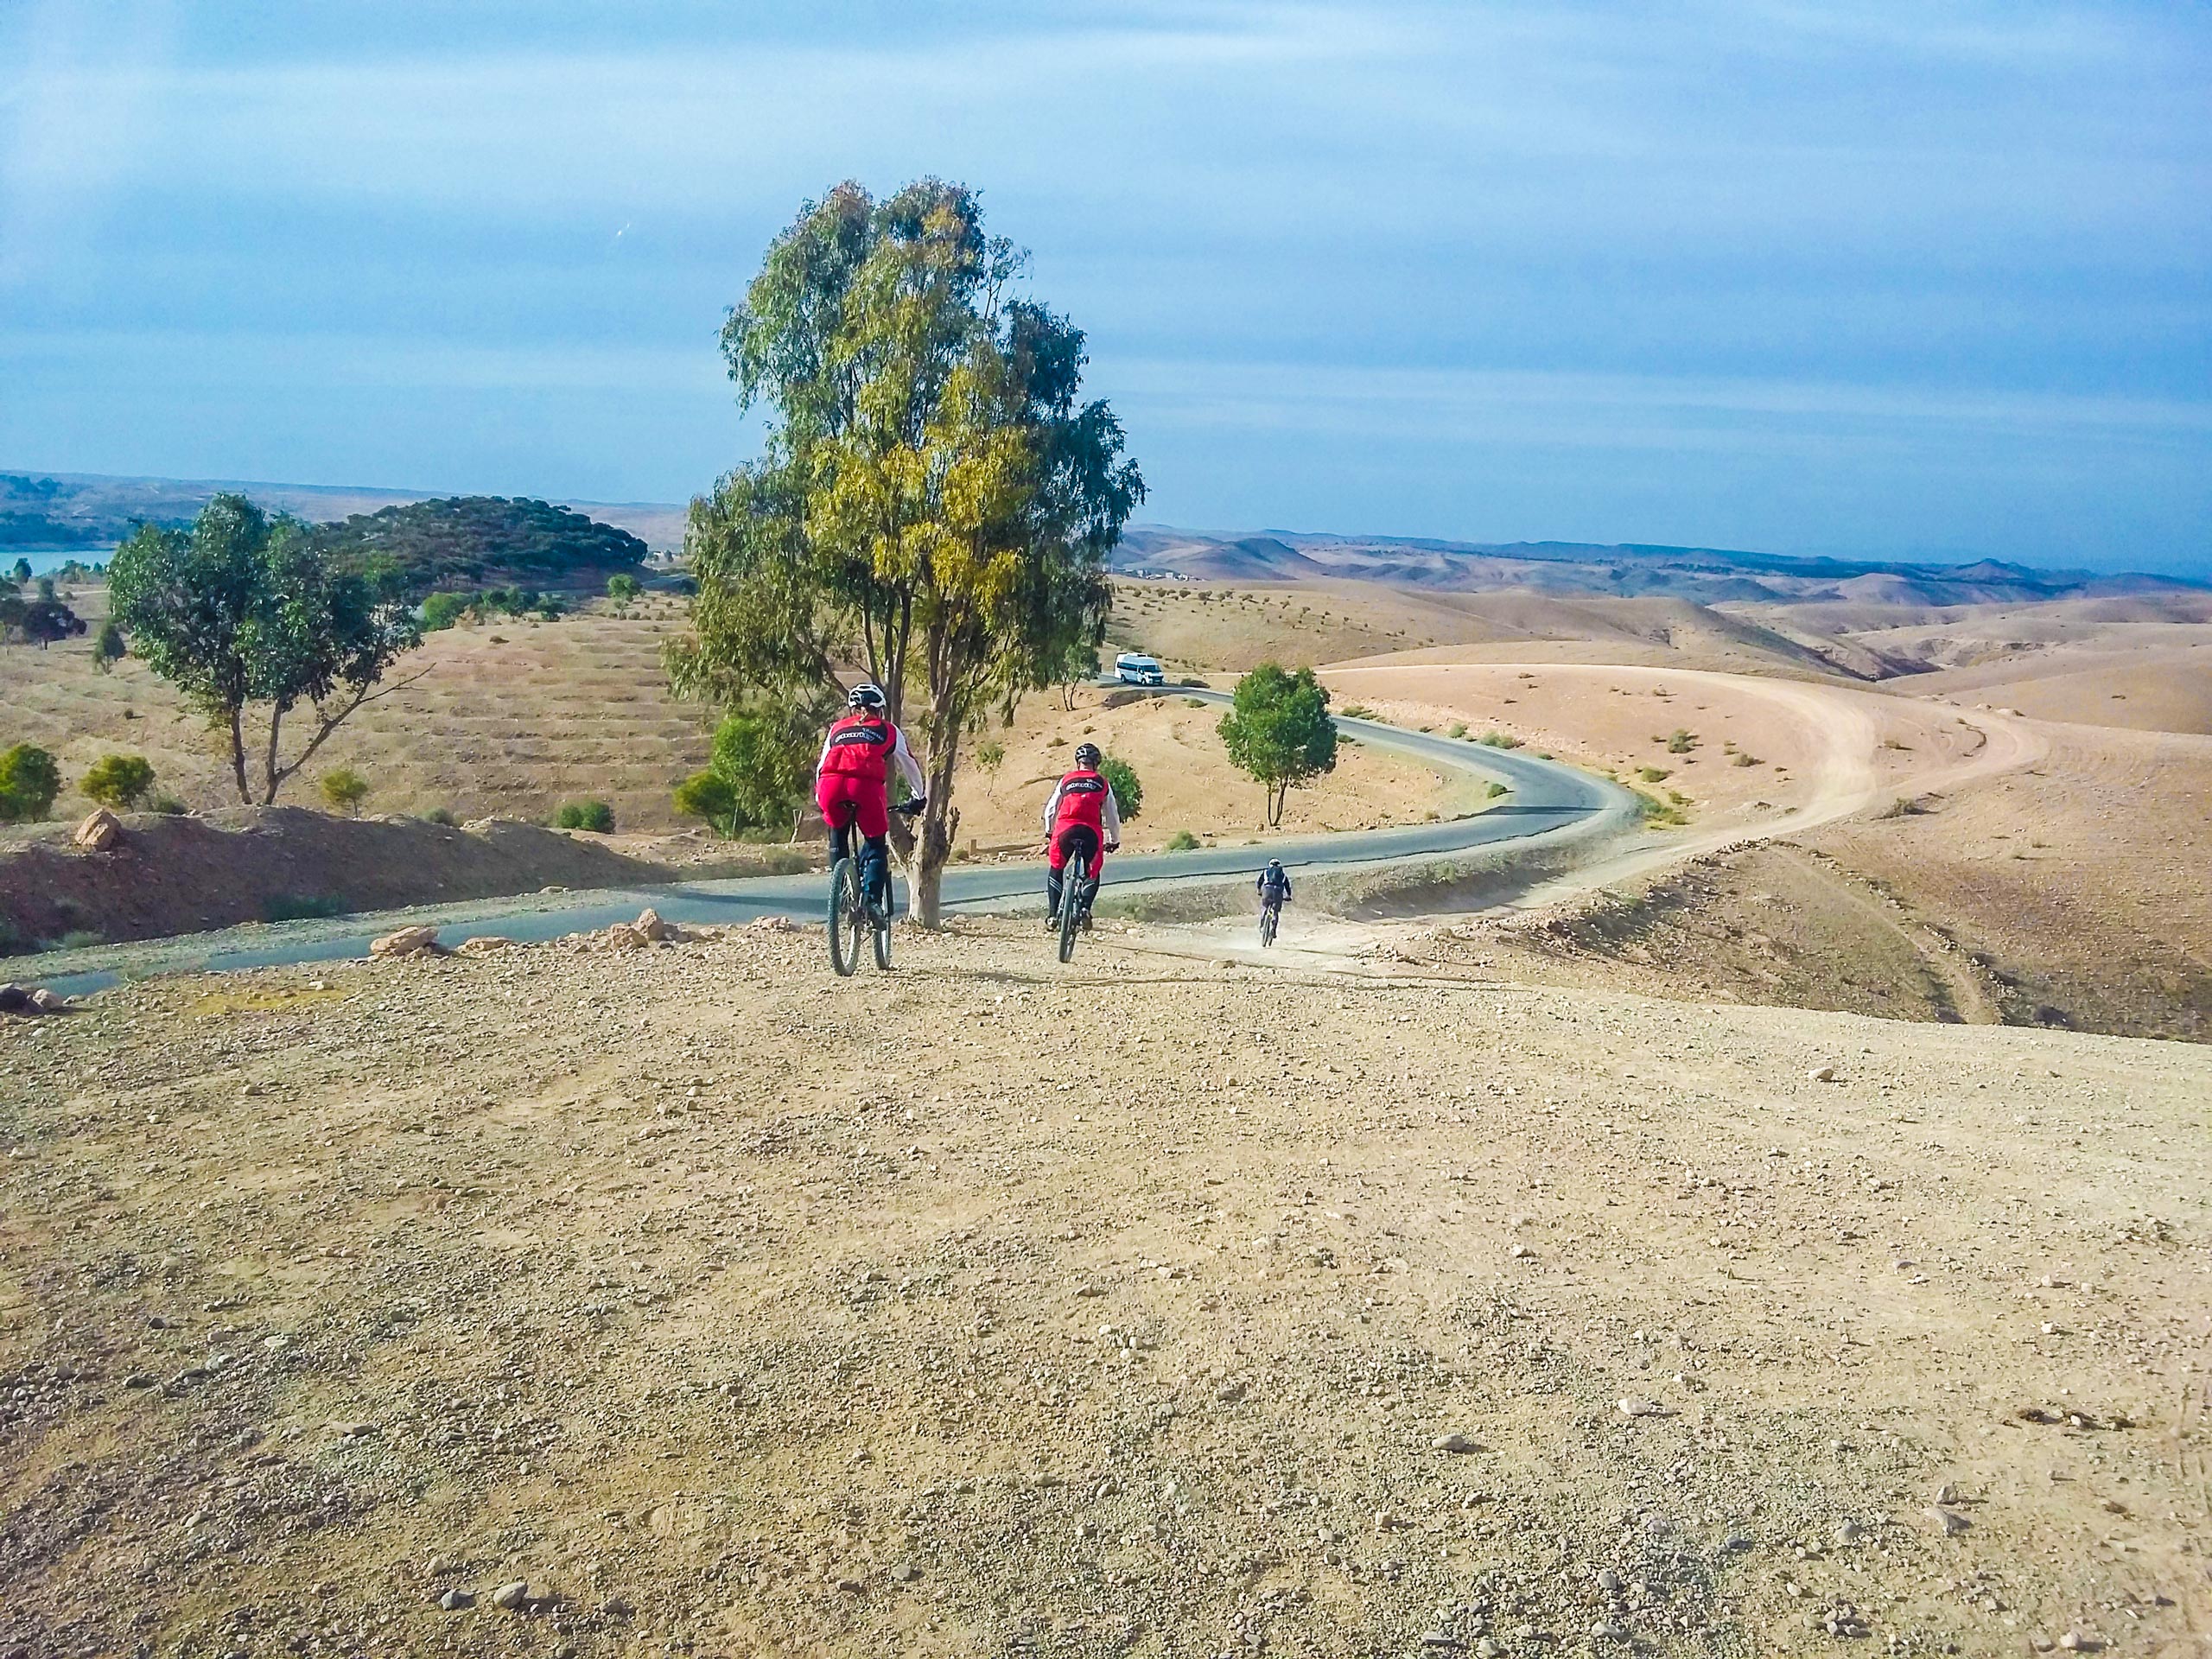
[11,547,113,577]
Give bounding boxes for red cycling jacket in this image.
[818,712,898,784]
[1045,768,1121,842]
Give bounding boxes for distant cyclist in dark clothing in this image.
[1257,859,1292,914]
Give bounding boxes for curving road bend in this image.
[37,693,1637,995]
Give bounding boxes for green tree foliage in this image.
[1217,663,1338,827]
[80,753,156,810]
[320,767,369,816]
[92,620,126,672]
[606,573,642,604]
[669,180,1144,925]
[1098,753,1142,821]
[310,497,648,598]
[554,798,615,833]
[0,744,62,822]
[420,592,469,631]
[671,769,738,838]
[108,493,426,804]
[1,591,85,647]
[973,737,1006,796]
[672,697,824,840]
[9,558,29,587]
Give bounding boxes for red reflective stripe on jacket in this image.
[819,713,895,784]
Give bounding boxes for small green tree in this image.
[606,573,642,605]
[81,753,156,810]
[672,769,739,838]
[92,620,126,672]
[555,798,615,833]
[421,592,469,631]
[0,744,63,823]
[321,767,369,816]
[710,699,822,841]
[1217,662,1338,827]
[108,494,426,804]
[1098,752,1142,821]
[973,737,1006,797]
[9,558,29,588]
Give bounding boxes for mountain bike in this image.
[827,798,921,976]
[1053,827,1103,964]
[1259,899,1281,948]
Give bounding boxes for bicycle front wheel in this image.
[828,858,865,977]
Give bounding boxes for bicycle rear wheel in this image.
[1260,905,1277,947]
[872,886,893,971]
[827,857,866,977]
[1058,851,1088,963]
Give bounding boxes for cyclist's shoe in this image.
[1044,914,1059,932]
[1080,910,1094,931]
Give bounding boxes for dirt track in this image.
[3,922,2207,1657]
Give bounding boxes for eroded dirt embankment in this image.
[0,809,799,950]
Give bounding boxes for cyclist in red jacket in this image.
[1039,742,1121,929]
[816,683,927,912]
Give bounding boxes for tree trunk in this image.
[227,706,252,804]
[260,705,286,804]
[911,690,965,928]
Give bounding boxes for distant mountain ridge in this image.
[1116,526,2205,607]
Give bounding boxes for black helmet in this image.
[847,682,887,711]
[1074,742,1103,769]
[1268,859,1283,871]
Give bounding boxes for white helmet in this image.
[847,682,887,711]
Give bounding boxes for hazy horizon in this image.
[4,1,2207,577]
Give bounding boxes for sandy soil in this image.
[3,924,2207,1657]
[1310,660,2028,843]
[953,684,1474,855]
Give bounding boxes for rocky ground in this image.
[3,919,2207,1658]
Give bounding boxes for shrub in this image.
[263,893,349,922]
[421,591,469,631]
[555,798,615,833]
[672,769,738,837]
[421,806,459,826]
[1731,751,1760,767]
[1487,780,1510,798]
[1635,790,1688,827]
[606,573,642,604]
[145,794,189,816]
[1340,702,1374,719]
[1166,829,1200,850]
[1637,766,1671,783]
[81,753,156,810]
[1098,753,1143,821]
[92,620,126,672]
[1183,696,1206,709]
[320,768,370,816]
[1478,731,1522,749]
[1664,728,1697,753]
[1446,721,1468,739]
[51,930,105,951]
[0,744,62,823]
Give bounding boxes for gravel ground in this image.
[2,920,2207,1658]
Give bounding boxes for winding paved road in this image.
[38,693,1637,994]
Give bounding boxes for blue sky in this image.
[3,1,2207,575]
